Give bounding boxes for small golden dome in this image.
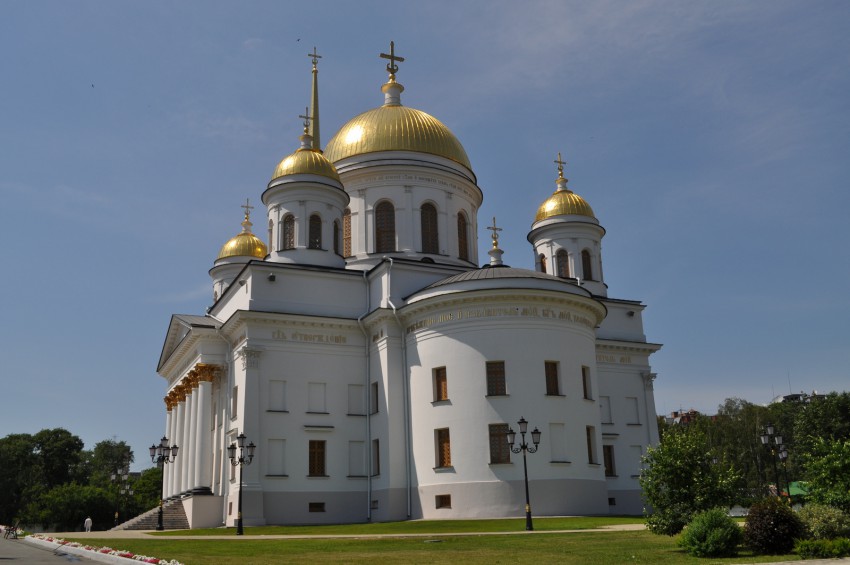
[217,205,268,261]
[324,105,472,170]
[535,190,596,221]
[271,148,340,183]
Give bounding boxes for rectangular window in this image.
[486,361,507,396]
[309,440,326,476]
[435,428,451,468]
[309,502,325,512]
[433,367,448,401]
[308,382,327,413]
[348,440,365,476]
[348,384,365,415]
[545,361,560,395]
[370,382,379,414]
[603,445,616,477]
[371,439,380,476]
[231,386,239,419]
[436,494,452,509]
[626,396,640,424]
[599,396,612,424]
[268,380,286,411]
[488,423,511,464]
[267,439,286,476]
[582,366,592,400]
[586,426,598,464]
[549,422,568,462]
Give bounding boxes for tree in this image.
[801,438,850,513]
[640,425,739,535]
[31,428,85,489]
[23,483,113,531]
[0,434,37,523]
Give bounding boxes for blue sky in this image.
[1,1,848,470]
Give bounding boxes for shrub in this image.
[744,497,804,554]
[678,508,742,557]
[798,504,850,540]
[795,538,850,559]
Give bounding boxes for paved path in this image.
[1,536,98,563]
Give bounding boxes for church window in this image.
[435,428,451,468]
[268,219,273,253]
[371,439,380,476]
[556,249,570,278]
[545,361,561,396]
[539,254,547,273]
[586,426,598,464]
[333,220,340,255]
[282,214,295,250]
[488,423,511,464]
[457,212,469,261]
[375,201,396,253]
[582,366,592,400]
[603,445,616,476]
[343,209,351,256]
[433,367,448,402]
[309,214,322,249]
[309,440,327,476]
[435,494,452,509]
[581,249,593,281]
[421,203,438,254]
[309,502,325,512]
[486,361,507,396]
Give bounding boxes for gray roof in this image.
[423,266,577,290]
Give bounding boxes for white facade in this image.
[156,53,661,527]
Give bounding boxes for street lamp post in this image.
[760,423,784,497]
[149,436,178,531]
[506,417,542,531]
[227,433,256,536]
[110,459,133,527]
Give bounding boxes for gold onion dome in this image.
[271,134,340,183]
[534,154,596,222]
[217,203,268,260]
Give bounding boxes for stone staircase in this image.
[111,500,189,531]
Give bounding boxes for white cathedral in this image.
[156,44,661,528]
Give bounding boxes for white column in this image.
[185,385,198,494]
[195,377,213,493]
[171,397,185,496]
[180,388,193,494]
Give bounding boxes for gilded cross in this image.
[486,217,503,247]
[308,46,322,66]
[554,152,566,178]
[380,41,405,76]
[241,198,254,219]
[299,106,312,133]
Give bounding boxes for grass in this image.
[63,518,805,565]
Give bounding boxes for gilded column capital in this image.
[164,396,174,411]
[194,363,220,383]
[173,383,187,402]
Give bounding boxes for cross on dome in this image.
[487,216,503,249]
[380,41,405,80]
[299,107,312,133]
[308,46,322,66]
[241,198,254,220]
[555,152,566,178]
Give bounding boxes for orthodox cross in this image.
[241,198,254,223]
[554,152,566,178]
[308,46,322,66]
[299,107,312,133]
[486,217,503,248]
[380,41,405,77]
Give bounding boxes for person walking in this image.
[84,516,92,532]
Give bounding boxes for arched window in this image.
[282,214,295,250]
[375,201,395,253]
[581,249,593,281]
[268,219,273,253]
[556,249,570,278]
[333,220,340,255]
[539,254,547,273]
[421,203,438,254]
[343,209,351,257]
[309,214,322,249]
[457,212,469,261]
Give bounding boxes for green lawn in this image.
[67,518,804,565]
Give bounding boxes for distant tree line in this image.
[0,429,162,531]
[642,391,850,535]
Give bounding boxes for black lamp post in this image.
[110,459,133,527]
[228,433,256,535]
[506,417,542,531]
[149,436,178,531]
[760,423,784,497]
[779,446,791,498]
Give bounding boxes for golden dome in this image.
[324,105,472,170]
[217,209,268,261]
[535,190,596,221]
[271,147,340,183]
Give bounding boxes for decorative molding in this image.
[642,372,657,390]
[238,347,262,370]
[194,363,221,383]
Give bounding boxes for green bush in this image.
[744,497,804,554]
[798,504,850,540]
[678,508,742,557]
[795,538,850,559]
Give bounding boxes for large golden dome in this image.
[324,104,472,170]
[535,190,596,221]
[217,213,268,261]
[271,147,340,183]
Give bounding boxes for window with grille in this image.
[457,212,469,261]
[486,361,506,396]
[539,254,547,273]
[309,440,326,476]
[582,249,593,281]
[282,214,295,250]
[586,426,597,464]
[268,218,274,253]
[556,249,570,278]
[435,428,451,468]
[582,366,592,400]
[603,445,616,476]
[333,220,340,255]
[545,361,560,395]
[421,203,438,254]
[433,367,448,401]
[375,201,395,253]
[343,209,351,257]
[489,423,511,464]
[435,494,452,509]
[309,214,322,249]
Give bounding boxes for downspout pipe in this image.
[356,269,372,521]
